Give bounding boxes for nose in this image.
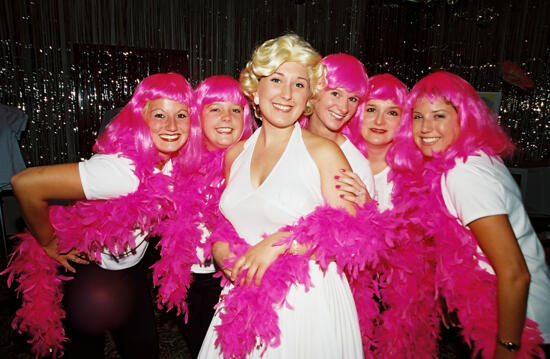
[221,108,231,121]
[336,98,349,115]
[420,117,433,133]
[374,111,384,126]
[280,82,292,100]
[166,115,178,131]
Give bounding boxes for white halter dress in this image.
[198,123,363,359]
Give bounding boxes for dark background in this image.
[1,0,549,167]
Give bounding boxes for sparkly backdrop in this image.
[0,0,549,166]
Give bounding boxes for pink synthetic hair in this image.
[343,74,408,156]
[194,75,256,144]
[388,71,514,172]
[95,72,202,173]
[302,53,369,128]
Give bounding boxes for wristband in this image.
[496,337,520,352]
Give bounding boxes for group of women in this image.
[4,33,550,359]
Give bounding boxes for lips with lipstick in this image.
[370,128,387,134]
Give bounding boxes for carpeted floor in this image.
[0,276,191,359]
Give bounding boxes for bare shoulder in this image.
[301,128,349,167]
[224,140,246,179]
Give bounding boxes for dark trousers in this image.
[62,262,159,359]
[180,272,222,358]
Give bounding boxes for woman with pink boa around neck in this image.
[6,73,201,359]
[199,34,365,359]
[388,71,550,358]
[175,75,256,358]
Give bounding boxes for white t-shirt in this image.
[190,223,215,274]
[79,153,172,270]
[441,152,550,342]
[340,137,375,199]
[373,166,393,211]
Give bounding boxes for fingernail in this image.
[339,194,344,198]
[335,185,341,189]
[340,168,346,172]
[334,175,340,180]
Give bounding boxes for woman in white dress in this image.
[199,34,363,359]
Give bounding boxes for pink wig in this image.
[344,74,408,156]
[303,53,368,128]
[194,75,256,144]
[388,71,514,172]
[95,73,202,172]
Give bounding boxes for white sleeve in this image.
[78,153,140,200]
[442,159,507,226]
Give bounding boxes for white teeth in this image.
[273,103,291,111]
[216,127,233,134]
[421,137,439,144]
[329,111,344,120]
[159,134,179,141]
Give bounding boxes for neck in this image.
[258,119,295,148]
[307,115,345,145]
[366,143,391,175]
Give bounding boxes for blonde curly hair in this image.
[240,33,325,117]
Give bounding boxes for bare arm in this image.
[11,163,89,271]
[211,141,246,281]
[468,214,530,359]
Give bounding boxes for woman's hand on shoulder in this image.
[230,231,290,287]
[334,169,371,207]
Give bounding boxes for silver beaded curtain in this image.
[0,0,548,166]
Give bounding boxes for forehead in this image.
[273,61,309,78]
[146,98,189,111]
[413,97,452,111]
[366,98,400,108]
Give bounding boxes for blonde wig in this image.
[240,33,324,117]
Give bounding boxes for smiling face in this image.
[412,98,461,157]
[201,101,245,150]
[312,88,360,132]
[254,61,310,128]
[143,98,190,159]
[361,99,402,149]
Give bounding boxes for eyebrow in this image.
[272,72,308,82]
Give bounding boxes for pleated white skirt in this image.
[198,261,364,359]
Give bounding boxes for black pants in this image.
[180,272,222,358]
[62,262,159,359]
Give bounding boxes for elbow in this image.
[499,265,531,292]
[10,169,28,193]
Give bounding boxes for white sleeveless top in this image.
[220,123,324,245]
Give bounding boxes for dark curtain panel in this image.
[1,0,549,166]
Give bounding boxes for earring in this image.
[254,96,259,105]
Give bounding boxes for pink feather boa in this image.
[151,149,225,319]
[2,154,206,358]
[379,156,545,359]
[205,201,397,359]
